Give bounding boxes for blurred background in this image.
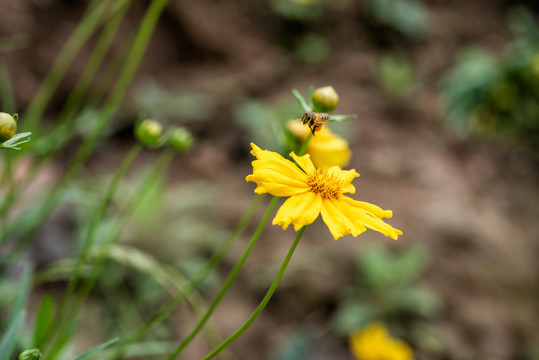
[1,0,539,359]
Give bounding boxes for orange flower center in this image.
[307,169,342,199]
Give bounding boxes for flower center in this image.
[307,169,342,199]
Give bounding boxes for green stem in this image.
[107,195,264,360]
[63,0,169,185]
[59,0,131,124]
[202,226,306,360]
[42,144,141,356]
[4,0,169,254]
[297,133,312,156]
[0,3,134,225]
[165,196,280,360]
[76,149,175,300]
[64,144,141,301]
[23,0,127,131]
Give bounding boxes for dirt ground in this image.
[2,0,539,359]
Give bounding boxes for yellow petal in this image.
[290,152,316,174]
[251,153,308,178]
[349,322,413,360]
[308,134,351,169]
[327,166,359,194]
[320,198,367,240]
[250,168,308,188]
[250,181,309,197]
[247,143,310,197]
[341,196,403,240]
[272,192,322,231]
[341,196,393,219]
[287,123,352,169]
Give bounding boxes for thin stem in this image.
[23,0,127,131]
[107,195,264,360]
[202,226,306,360]
[59,0,132,123]
[297,133,312,156]
[76,149,175,300]
[63,0,169,185]
[4,0,169,255]
[65,144,141,301]
[0,7,135,225]
[165,196,280,360]
[42,144,141,356]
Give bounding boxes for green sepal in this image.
[0,131,32,150]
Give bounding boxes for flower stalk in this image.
[202,226,306,360]
[165,196,279,359]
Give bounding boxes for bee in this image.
[298,112,330,135]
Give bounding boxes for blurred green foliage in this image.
[333,244,443,355]
[441,7,539,153]
[293,34,330,65]
[271,0,326,21]
[377,54,415,97]
[234,98,298,153]
[367,0,427,40]
[134,81,214,122]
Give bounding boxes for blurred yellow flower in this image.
[245,143,402,240]
[287,121,351,169]
[350,322,413,360]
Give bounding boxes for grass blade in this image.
[32,295,55,349]
[0,310,26,360]
[72,338,119,360]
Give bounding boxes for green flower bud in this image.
[0,112,17,142]
[311,86,339,113]
[135,119,163,147]
[168,127,193,152]
[19,349,42,360]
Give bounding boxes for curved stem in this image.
[4,0,169,252]
[297,133,312,156]
[42,144,141,356]
[107,195,264,360]
[202,226,306,360]
[165,196,279,360]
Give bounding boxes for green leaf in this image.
[357,245,430,290]
[292,89,312,113]
[329,114,356,123]
[234,100,282,150]
[357,245,394,289]
[390,247,430,285]
[12,263,33,321]
[45,317,79,360]
[72,338,119,360]
[332,299,373,336]
[32,295,55,348]
[0,310,26,360]
[0,131,32,150]
[272,329,313,360]
[390,286,442,317]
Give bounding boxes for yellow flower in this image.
[245,143,402,240]
[350,322,413,360]
[287,121,351,169]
